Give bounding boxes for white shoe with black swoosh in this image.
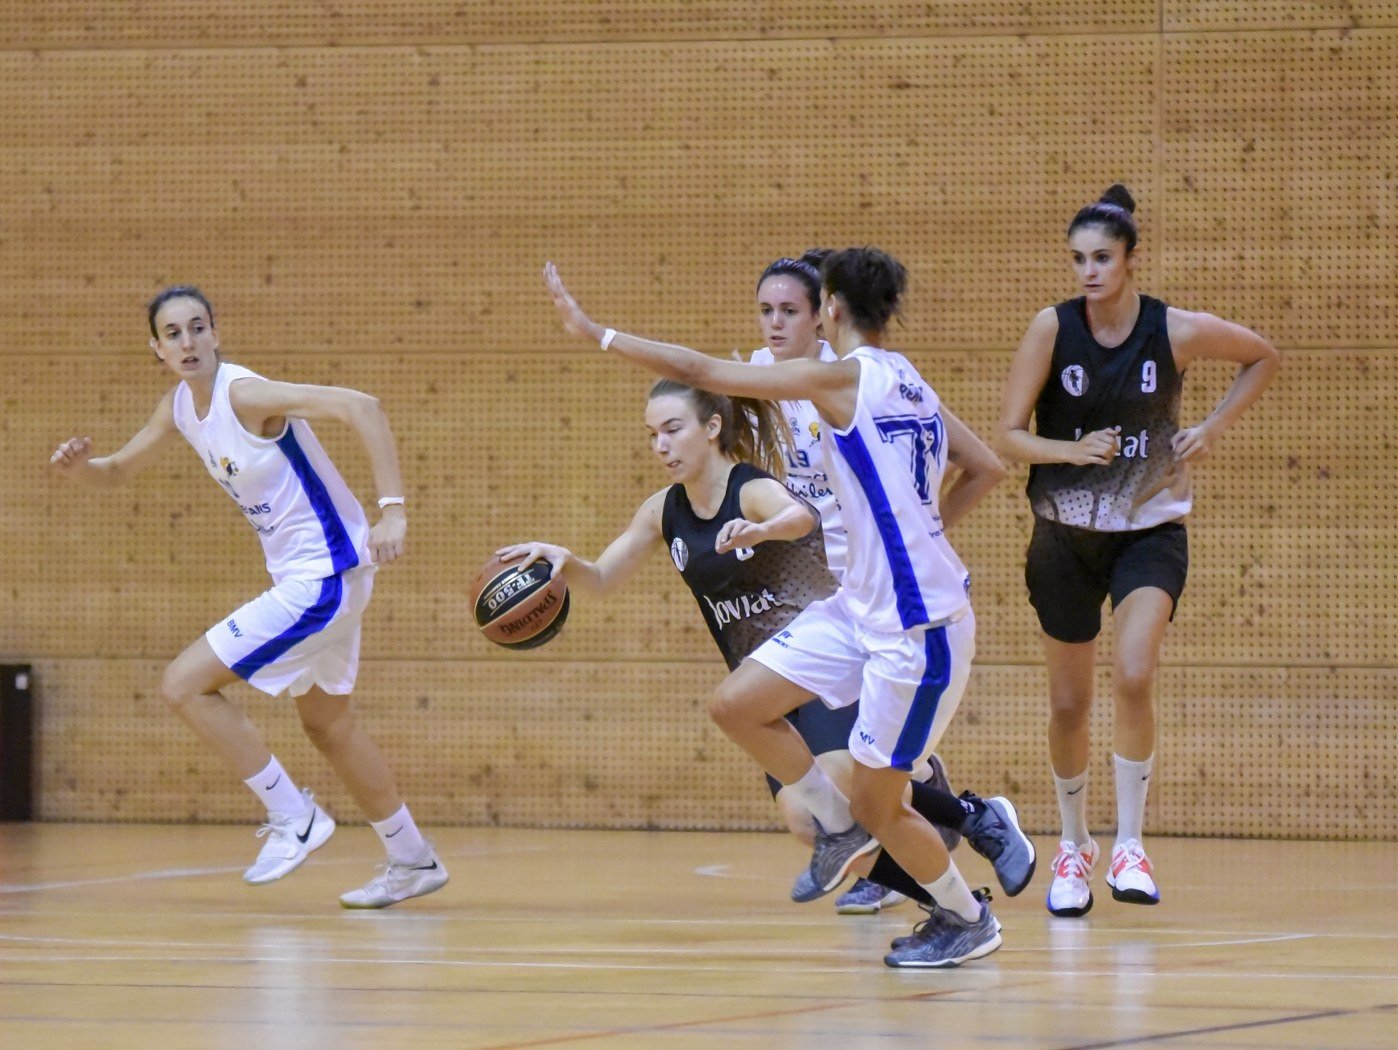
[340,847,450,909]
[243,789,336,885]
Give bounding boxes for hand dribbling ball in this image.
[471,553,570,649]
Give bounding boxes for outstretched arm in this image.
[544,262,860,427]
[229,378,407,563]
[49,389,179,487]
[1168,309,1280,463]
[496,490,666,597]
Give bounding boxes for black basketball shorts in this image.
[1025,517,1189,644]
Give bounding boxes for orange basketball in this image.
[470,553,570,649]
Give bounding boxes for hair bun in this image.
[1100,183,1136,213]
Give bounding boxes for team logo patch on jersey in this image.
[1061,364,1088,397]
[808,421,821,440]
[670,537,689,572]
[219,456,239,478]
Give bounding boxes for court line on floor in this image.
[0,843,553,894]
[1059,1002,1398,1049]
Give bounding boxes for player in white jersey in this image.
[749,251,1021,916]
[544,249,1020,968]
[49,285,448,909]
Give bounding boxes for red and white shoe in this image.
[1046,839,1099,917]
[1106,838,1160,905]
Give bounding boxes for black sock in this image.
[909,780,975,830]
[867,850,933,905]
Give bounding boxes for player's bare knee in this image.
[1049,696,1092,733]
[707,682,750,732]
[1115,664,1156,705]
[156,667,193,713]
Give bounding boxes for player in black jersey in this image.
[998,185,1279,916]
[499,378,1026,921]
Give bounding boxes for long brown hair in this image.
[648,378,792,480]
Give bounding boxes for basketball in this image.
[471,553,570,649]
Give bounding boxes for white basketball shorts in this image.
[749,592,975,771]
[206,564,377,698]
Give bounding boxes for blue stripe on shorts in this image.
[230,575,344,681]
[889,625,951,771]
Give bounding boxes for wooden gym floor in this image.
[0,825,1394,1049]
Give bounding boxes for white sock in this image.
[372,804,429,865]
[909,758,934,784]
[244,757,309,818]
[1114,753,1153,845]
[921,860,981,922]
[1054,768,1090,847]
[784,763,854,834]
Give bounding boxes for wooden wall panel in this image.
[0,37,1156,355]
[0,3,1159,49]
[3,8,1394,837]
[1155,667,1398,839]
[1167,3,1398,31]
[1163,31,1398,347]
[37,659,773,829]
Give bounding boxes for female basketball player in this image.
[500,376,1027,923]
[543,248,1015,968]
[749,251,1020,915]
[49,285,448,910]
[997,185,1279,917]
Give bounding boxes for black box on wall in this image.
[0,665,34,820]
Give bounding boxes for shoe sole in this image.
[986,796,1036,897]
[1106,878,1160,905]
[244,812,336,885]
[1047,891,1094,918]
[338,872,447,911]
[836,902,881,915]
[340,870,451,910]
[883,930,1003,969]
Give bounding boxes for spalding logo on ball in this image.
[471,553,570,649]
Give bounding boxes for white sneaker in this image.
[1046,839,1099,917]
[1106,838,1160,905]
[243,790,336,885]
[340,850,450,909]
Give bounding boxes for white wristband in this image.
[377,496,405,508]
[600,327,618,352]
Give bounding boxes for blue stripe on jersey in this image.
[831,427,929,629]
[890,626,952,771]
[276,425,358,574]
[230,574,344,681]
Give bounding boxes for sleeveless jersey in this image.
[821,347,970,633]
[749,341,847,578]
[1026,295,1191,531]
[172,362,370,583]
[662,462,836,670]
